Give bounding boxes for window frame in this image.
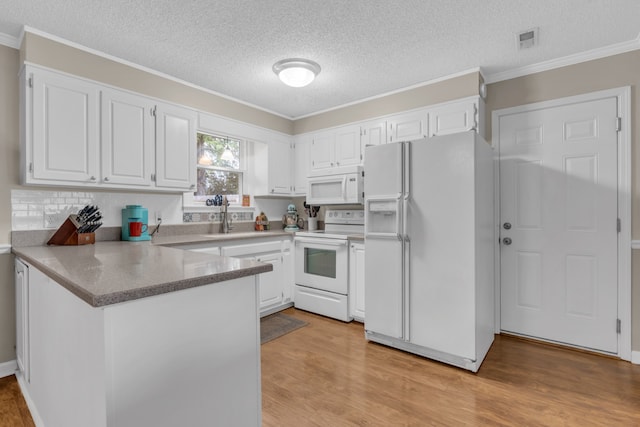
[194,131,246,205]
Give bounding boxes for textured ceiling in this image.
[0,0,639,119]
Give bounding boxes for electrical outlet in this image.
[154,211,162,224]
[44,213,63,229]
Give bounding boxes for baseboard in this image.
[0,360,17,378]
[632,351,640,364]
[16,373,44,427]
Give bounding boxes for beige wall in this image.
[293,72,481,134]
[0,44,19,363]
[485,50,640,352]
[22,33,294,135]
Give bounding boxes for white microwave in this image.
[306,166,364,205]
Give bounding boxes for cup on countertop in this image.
[307,217,318,231]
[129,221,148,237]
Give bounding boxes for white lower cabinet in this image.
[15,259,29,383]
[15,259,261,427]
[186,237,293,316]
[349,242,365,321]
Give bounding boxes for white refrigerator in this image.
[364,131,494,372]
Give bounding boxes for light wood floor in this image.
[2,307,639,426]
[262,308,640,427]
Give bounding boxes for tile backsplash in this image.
[11,189,183,231]
[11,189,293,231]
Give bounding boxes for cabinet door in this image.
[281,242,293,303]
[31,69,100,183]
[101,88,155,186]
[268,141,292,194]
[155,103,197,190]
[310,132,334,171]
[388,110,428,143]
[335,125,362,167]
[15,260,29,382]
[293,135,311,195]
[429,100,477,137]
[349,243,365,321]
[256,253,284,310]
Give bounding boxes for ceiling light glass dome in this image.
[273,58,321,88]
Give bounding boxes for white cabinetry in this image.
[310,124,362,172]
[154,103,197,190]
[251,140,292,195]
[349,242,365,322]
[216,237,294,315]
[429,98,479,137]
[16,259,261,427]
[101,88,155,187]
[387,110,428,143]
[15,259,29,383]
[27,67,100,184]
[292,134,311,195]
[21,65,197,192]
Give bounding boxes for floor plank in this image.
[261,308,640,426]
[2,307,638,426]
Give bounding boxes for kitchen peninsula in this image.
[12,242,271,427]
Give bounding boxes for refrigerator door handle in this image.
[403,195,409,241]
[403,236,410,341]
[404,141,411,197]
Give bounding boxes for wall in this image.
[293,71,481,134]
[485,50,640,352]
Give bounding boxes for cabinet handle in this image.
[89,176,96,181]
[189,184,195,189]
[104,177,110,182]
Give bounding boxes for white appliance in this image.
[294,209,365,321]
[364,131,494,372]
[306,166,364,205]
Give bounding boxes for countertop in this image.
[153,229,293,247]
[13,241,272,308]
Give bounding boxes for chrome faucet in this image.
[220,196,233,234]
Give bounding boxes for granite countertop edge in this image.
[12,244,273,308]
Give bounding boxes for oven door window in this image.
[304,248,336,278]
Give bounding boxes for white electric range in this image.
[294,209,364,322]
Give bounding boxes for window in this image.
[195,133,243,204]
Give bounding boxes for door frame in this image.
[491,87,631,361]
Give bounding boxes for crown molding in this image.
[21,26,292,120]
[485,33,640,84]
[0,32,20,49]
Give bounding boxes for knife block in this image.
[47,215,96,246]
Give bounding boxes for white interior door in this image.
[499,97,618,354]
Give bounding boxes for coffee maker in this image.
[121,205,151,241]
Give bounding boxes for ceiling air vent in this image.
[516,28,538,50]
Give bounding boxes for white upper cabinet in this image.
[429,98,478,137]
[251,139,292,195]
[360,119,387,147]
[101,88,155,187]
[28,68,100,184]
[334,125,362,167]
[155,103,197,190]
[22,65,198,192]
[387,110,428,143]
[310,124,361,172]
[292,134,311,195]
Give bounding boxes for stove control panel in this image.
[325,209,365,225]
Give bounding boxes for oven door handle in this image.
[294,237,348,247]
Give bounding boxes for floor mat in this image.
[260,312,308,344]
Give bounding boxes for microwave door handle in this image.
[342,176,348,202]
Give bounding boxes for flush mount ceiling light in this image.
[273,58,321,88]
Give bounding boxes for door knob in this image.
[503,237,512,245]
[503,222,512,230]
